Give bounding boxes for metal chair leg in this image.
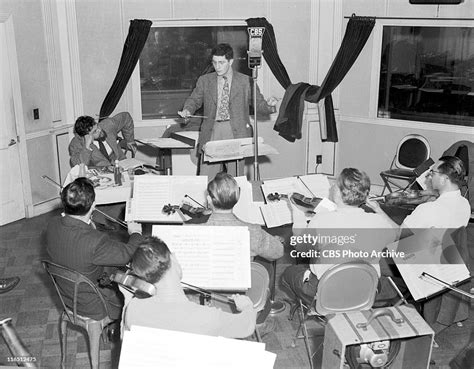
[59,313,68,369]
[87,322,102,369]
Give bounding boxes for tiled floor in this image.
[0,210,472,368]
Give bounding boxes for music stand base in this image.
[269,299,286,315]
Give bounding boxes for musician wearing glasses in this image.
[46,178,144,322]
[368,156,470,230]
[124,236,257,338]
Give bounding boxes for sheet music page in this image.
[203,137,265,162]
[299,174,331,199]
[204,139,242,160]
[240,143,279,158]
[118,158,146,170]
[261,177,313,200]
[131,176,207,222]
[152,225,251,290]
[233,176,265,225]
[259,202,293,228]
[120,326,275,369]
[169,176,208,205]
[388,230,470,301]
[133,176,173,222]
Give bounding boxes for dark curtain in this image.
[306,16,376,103]
[246,16,375,143]
[99,19,152,121]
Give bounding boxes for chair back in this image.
[315,261,378,316]
[395,134,430,170]
[41,260,110,324]
[247,262,270,312]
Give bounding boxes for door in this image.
[0,21,26,225]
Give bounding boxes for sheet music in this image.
[261,177,313,200]
[152,225,251,290]
[120,326,276,369]
[299,174,331,199]
[131,176,207,222]
[204,139,242,160]
[259,202,293,228]
[118,158,146,170]
[388,229,470,301]
[233,176,265,225]
[203,137,269,162]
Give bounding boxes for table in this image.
[64,167,132,205]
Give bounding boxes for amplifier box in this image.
[323,305,434,369]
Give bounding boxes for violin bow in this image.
[41,175,128,229]
[181,282,235,305]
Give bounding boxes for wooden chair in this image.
[42,260,113,369]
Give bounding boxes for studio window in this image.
[138,23,250,120]
[378,26,474,127]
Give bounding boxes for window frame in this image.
[368,17,473,134]
[130,18,266,127]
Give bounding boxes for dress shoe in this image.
[0,277,20,294]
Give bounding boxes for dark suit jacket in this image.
[183,71,273,151]
[46,215,142,319]
[69,112,135,167]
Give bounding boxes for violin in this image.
[100,269,235,305]
[375,189,439,206]
[162,203,212,219]
[267,192,322,210]
[99,270,156,299]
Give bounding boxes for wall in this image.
[74,0,314,179]
[338,0,474,189]
[0,0,59,206]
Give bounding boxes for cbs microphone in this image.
[247,27,265,69]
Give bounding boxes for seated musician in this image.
[367,156,471,332]
[368,156,471,231]
[46,178,143,323]
[199,172,284,261]
[281,168,398,306]
[69,112,137,168]
[124,236,257,338]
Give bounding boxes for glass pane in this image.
[378,26,474,127]
[139,26,249,120]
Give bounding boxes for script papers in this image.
[203,137,278,162]
[259,174,334,228]
[387,229,470,301]
[127,175,208,223]
[152,225,251,290]
[120,326,276,369]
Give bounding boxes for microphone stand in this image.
[251,65,260,181]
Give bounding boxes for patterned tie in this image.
[217,76,230,121]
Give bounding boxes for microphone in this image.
[247,27,265,69]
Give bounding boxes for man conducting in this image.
[178,43,277,178]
